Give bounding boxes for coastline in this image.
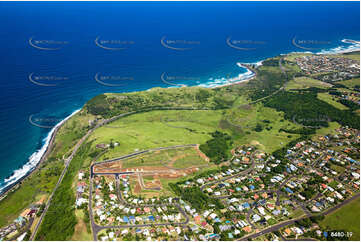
[318,39,360,54]
[0,39,359,198]
[208,39,360,89]
[211,63,259,89]
[0,109,80,198]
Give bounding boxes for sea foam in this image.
[317,39,360,55]
[199,62,256,88]
[0,39,359,195]
[0,109,81,194]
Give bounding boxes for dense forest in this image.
[263,91,359,129]
[199,131,233,164]
[169,184,224,210]
[36,142,92,240]
[32,52,359,239]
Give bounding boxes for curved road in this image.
[29,110,145,240]
[89,173,189,240]
[31,107,206,239]
[240,193,360,240]
[90,144,197,176]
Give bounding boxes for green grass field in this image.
[120,146,207,169]
[223,103,302,153]
[142,176,155,183]
[330,164,345,174]
[0,181,38,227]
[0,112,91,228]
[172,152,206,168]
[129,176,172,198]
[319,197,360,241]
[317,93,349,110]
[71,210,92,241]
[0,50,357,239]
[336,78,360,89]
[313,122,341,140]
[285,77,332,91]
[129,165,218,198]
[89,110,225,160]
[90,91,305,159]
[330,51,360,61]
[121,150,171,168]
[159,165,218,195]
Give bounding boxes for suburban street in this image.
[27,71,359,241]
[88,172,190,240]
[30,110,142,240]
[30,108,201,239]
[240,193,360,240]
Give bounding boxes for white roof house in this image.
[78,172,84,180]
[258,207,266,216]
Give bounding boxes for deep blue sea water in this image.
[0,1,359,193]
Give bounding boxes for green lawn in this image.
[286,77,332,91]
[317,93,349,110]
[0,180,38,227]
[319,197,360,241]
[159,166,218,195]
[330,164,345,174]
[313,122,341,140]
[121,150,171,168]
[336,78,360,89]
[330,51,360,61]
[71,210,92,241]
[289,208,305,219]
[0,112,92,228]
[232,95,251,107]
[142,176,155,183]
[223,103,302,153]
[89,110,225,160]
[172,153,206,168]
[119,146,207,169]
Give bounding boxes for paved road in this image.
[200,153,258,191]
[246,207,257,229]
[89,173,99,240]
[280,234,317,241]
[89,173,189,240]
[137,173,161,191]
[240,193,360,240]
[88,143,210,240]
[32,106,206,238]
[90,144,197,176]
[30,110,145,240]
[247,57,288,105]
[201,143,356,242]
[30,127,94,240]
[275,175,297,206]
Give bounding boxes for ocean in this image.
[0,1,359,193]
